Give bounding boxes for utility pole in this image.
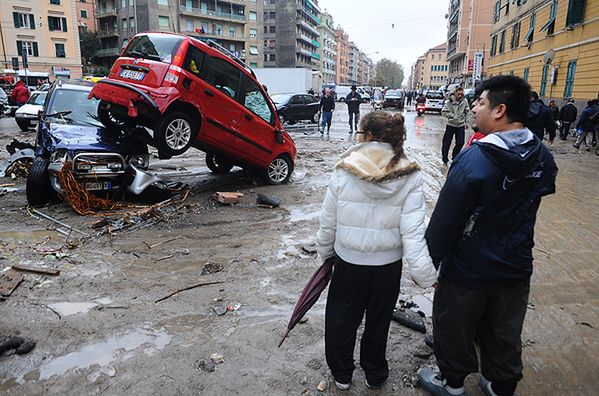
[0,19,7,70]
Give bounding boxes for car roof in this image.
[52,79,94,91]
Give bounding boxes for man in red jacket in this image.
[10,80,30,106]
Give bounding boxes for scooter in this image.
[372,99,384,111]
[416,103,426,116]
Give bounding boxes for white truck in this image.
[253,68,318,95]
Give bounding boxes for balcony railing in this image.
[297,19,320,36]
[96,48,120,57]
[96,7,117,17]
[180,7,246,21]
[97,28,119,38]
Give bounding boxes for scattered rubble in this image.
[256,193,281,208]
[210,353,225,364]
[201,262,223,275]
[316,380,327,392]
[0,270,24,297]
[391,309,426,333]
[0,336,36,355]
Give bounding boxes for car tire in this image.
[155,111,197,156]
[206,153,233,175]
[339,98,345,102]
[16,119,30,131]
[264,155,293,185]
[97,101,131,129]
[26,157,56,207]
[311,111,320,123]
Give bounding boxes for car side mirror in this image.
[274,129,284,144]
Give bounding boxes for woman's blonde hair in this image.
[359,111,407,169]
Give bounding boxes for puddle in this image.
[288,208,320,222]
[47,302,98,317]
[7,327,172,385]
[93,297,112,305]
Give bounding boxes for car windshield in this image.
[386,90,401,96]
[426,92,444,99]
[28,92,47,105]
[270,94,293,104]
[48,89,102,127]
[122,34,184,63]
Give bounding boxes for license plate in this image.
[119,69,145,81]
[85,181,112,191]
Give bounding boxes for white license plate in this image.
[85,181,112,191]
[119,69,145,81]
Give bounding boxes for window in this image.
[566,0,585,26]
[270,12,275,19]
[16,41,39,57]
[499,30,506,53]
[129,17,135,30]
[122,18,128,29]
[523,67,529,81]
[122,0,127,7]
[249,28,257,38]
[158,0,168,4]
[48,16,68,32]
[242,78,272,123]
[490,34,498,56]
[81,10,88,18]
[250,62,257,67]
[564,61,576,98]
[50,0,60,4]
[525,12,535,43]
[229,27,236,37]
[269,53,275,61]
[158,16,170,28]
[269,26,276,33]
[493,1,501,22]
[55,43,66,57]
[540,64,549,96]
[215,24,222,35]
[540,0,557,35]
[229,44,236,51]
[13,13,35,29]
[505,1,510,15]
[186,19,193,32]
[511,22,520,49]
[183,45,205,76]
[249,46,258,55]
[249,11,257,21]
[204,56,241,99]
[264,26,268,34]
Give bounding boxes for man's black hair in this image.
[480,76,531,123]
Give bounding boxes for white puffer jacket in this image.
[316,142,437,288]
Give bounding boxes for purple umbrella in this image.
[278,257,335,348]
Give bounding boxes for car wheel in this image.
[206,153,233,175]
[311,111,320,123]
[278,114,285,125]
[264,155,292,185]
[16,119,30,131]
[97,101,131,129]
[339,98,345,102]
[155,111,196,156]
[26,157,56,207]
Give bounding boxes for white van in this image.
[336,85,370,102]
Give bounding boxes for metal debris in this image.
[0,270,24,297]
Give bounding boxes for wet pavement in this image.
[0,104,598,395]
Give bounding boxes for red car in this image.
[89,32,296,184]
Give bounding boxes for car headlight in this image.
[129,153,149,169]
[49,149,68,164]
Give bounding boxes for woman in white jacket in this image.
[317,111,437,391]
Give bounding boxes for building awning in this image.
[17,70,49,78]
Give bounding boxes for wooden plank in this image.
[0,270,24,297]
[11,264,60,276]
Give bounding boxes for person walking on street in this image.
[524,92,556,144]
[9,80,30,106]
[319,88,335,134]
[346,85,362,133]
[441,87,472,166]
[548,100,559,123]
[406,91,413,106]
[419,75,557,396]
[573,99,599,152]
[317,111,437,391]
[558,99,577,140]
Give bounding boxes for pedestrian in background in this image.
[524,91,556,144]
[420,75,557,396]
[548,100,560,123]
[317,111,437,391]
[345,85,362,133]
[558,99,577,140]
[9,80,30,106]
[406,91,413,106]
[441,87,472,166]
[573,99,599,151]
[319,88,335,134]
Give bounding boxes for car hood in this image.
[46,123,137,153]
[385,94,402,99]
[16,104,43,116]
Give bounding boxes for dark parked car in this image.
[271,93,321,124]
[383,89,404,109]
[26,80,150,207]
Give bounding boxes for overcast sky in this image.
[320,0,449,78]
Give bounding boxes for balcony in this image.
[311,39,320,48]
[96,7,117,17]
[97,28,118,38]
[297,19,320,36]
[180,7,246,22]
[96,48,120,57]
[297,48,312,57]
[297,34,314,46]
[192,31,245,43]
[300,7,320,25]
[310,52,320,60]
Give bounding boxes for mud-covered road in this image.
[1,104,598,395]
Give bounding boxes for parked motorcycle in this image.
[416,103,426,116]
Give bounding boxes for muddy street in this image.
[1,104,598,395]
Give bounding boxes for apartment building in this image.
[77,0,96,32]
[334,27,349,84]
[446,0,493,88]
[411,55,426,90]
[263,0,321,70]
[488,0,598,105]
[348,41,358,84]
[421,43,449,90]
[0,0,83,80]
[96,0,263,68]
[318,10,335,85]
[358,52,373,86]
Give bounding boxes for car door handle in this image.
[204,89,214,97]
[244,114,253,121]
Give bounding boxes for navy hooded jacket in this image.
[425,129,557,288]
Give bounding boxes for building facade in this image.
[446,0,493,88]
[358,51,373,86]
[348,41,358,84]
[421,43,449,90]
[77,0,96,32]
[318,10,335,85]
[0,0,83,80]
[334,27,348,84]
[488,0,598,105]
[411,55,426,90]
[263,0,321,69]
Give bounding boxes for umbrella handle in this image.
[278,328,291,348]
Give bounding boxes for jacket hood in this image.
[475,128,542,178]
[529,100,544,116]
[336,142,419,198]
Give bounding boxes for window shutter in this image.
[33,42,39,57]
[29,14,35,29]
[17,41,23,56]
[62,18,67,32]
[48,16,53,31]
[13,12,20,28]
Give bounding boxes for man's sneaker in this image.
[479,376,498,396]
[418,367,466,396]
[335,380,351,390]
[365,378,383,390]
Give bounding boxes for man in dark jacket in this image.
[524,91,556,144]
[573,99,599,151]
[558,98,578,140]
[419,76,557,396]
[319,88,335,134]
[345,85,362,133]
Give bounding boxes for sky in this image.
[319,0,449,79]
